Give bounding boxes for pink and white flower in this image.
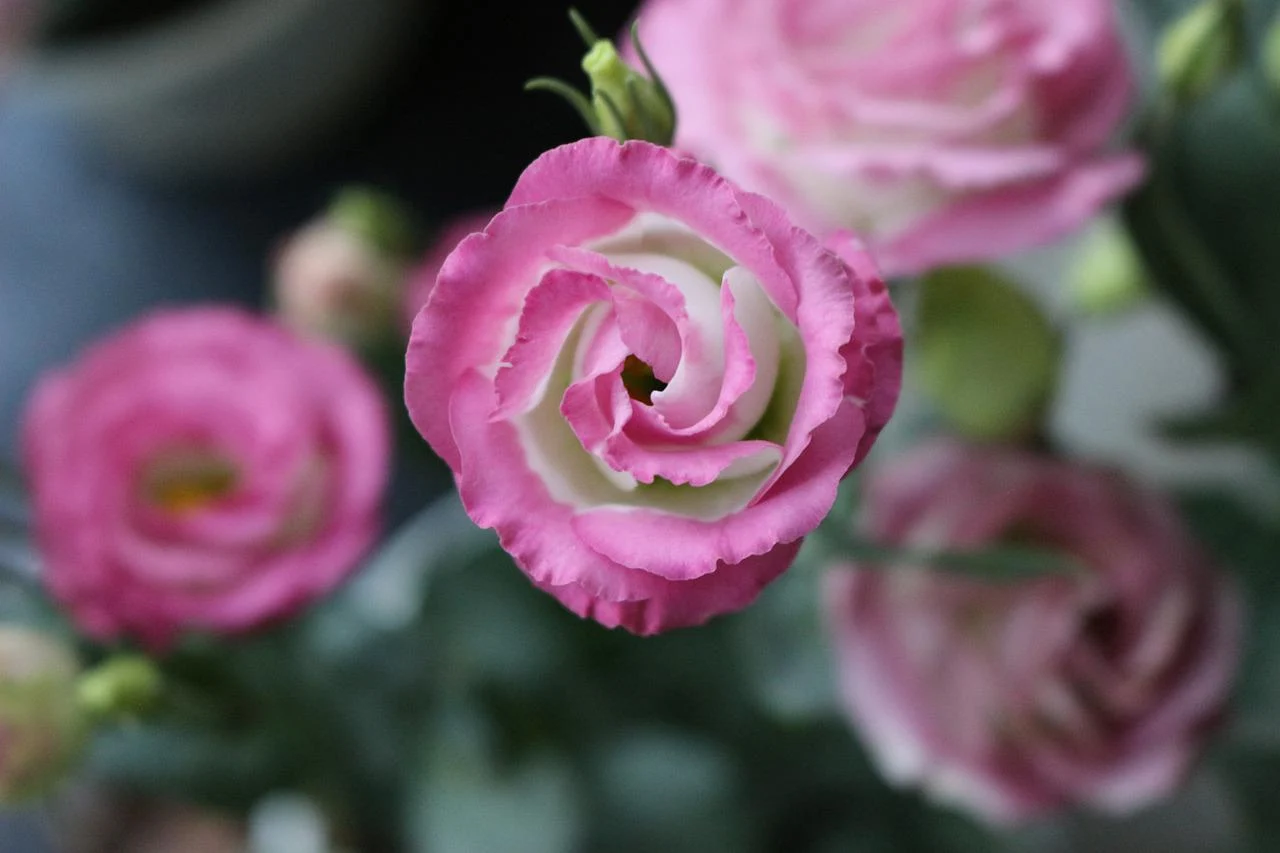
[635,0,1145,274]
[825,441,1241,823]
[405,137,902,635]
[23,307,391,649]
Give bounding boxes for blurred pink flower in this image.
[825,441,1241,823]
[635,0,1144,275]
[23,307,390,649]
[405,137,902,634]
[402,212,494,333]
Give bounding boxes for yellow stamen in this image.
[144,454,238,513]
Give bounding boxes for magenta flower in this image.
[405,137,902,634]
[23,307,391,649]
[825,441,1241,823]
[635,0,1145,275]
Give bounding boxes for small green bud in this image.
[527,11,677,145]
[76,655,162,722]
[1263,13,1280,96]
[1070,221,1150,317]
[916,267,1062,442]
[0,626,86,803]
[328,187,419,259]
[1158,0,1244,105]
[582,39,676,144]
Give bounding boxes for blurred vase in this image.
[10,0,425,181]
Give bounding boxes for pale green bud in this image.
[916,267,1062,441]
[527,11,678,145]
[76,654,162,722]
[1070,222,1150,317]
[1263,13,1280,96]
[1158,0,1244,105]
[582,40,676,144]
[328,187,419,260]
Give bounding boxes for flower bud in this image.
[1070,221,1149,316]
[1158,0,1244,105]
[915,266,1061,441]
[273,187,417,350]
[76,655,162,722]
[1263,13,1280,97]
[0,626,86,803]
[582,39,676,144]
[527,11,677,145]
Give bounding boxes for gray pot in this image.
[11,0,424,181]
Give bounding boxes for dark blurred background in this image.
[0,0,641,460]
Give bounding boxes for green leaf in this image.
[915,266,1061,442]
[1179,492,1280,752]
[1213,746,1280,851]
[1162,376,1280,464]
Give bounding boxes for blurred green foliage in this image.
[1125,0,1280,463]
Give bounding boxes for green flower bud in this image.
[582,39,676,144]
[527,11,678,145]
[1158,0,1244,105]
[76,655,162,722]
[1263,13,1280,96]
[1070,221,1150,317]
[915,267,1062,442]
[328,187,419,260]
[0,626,86,803]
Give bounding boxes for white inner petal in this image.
[516,318,774,523]
[718,266,781,443]
[570,305,641,493]
[508,217,796,522]
[604,251,724,426]
[589,212,735,282]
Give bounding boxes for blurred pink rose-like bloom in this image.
[406,137,902,635]
[825,441,1241,824]
[402,212,494,333]
[23,308,391,649]
[636,0,1145,275]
